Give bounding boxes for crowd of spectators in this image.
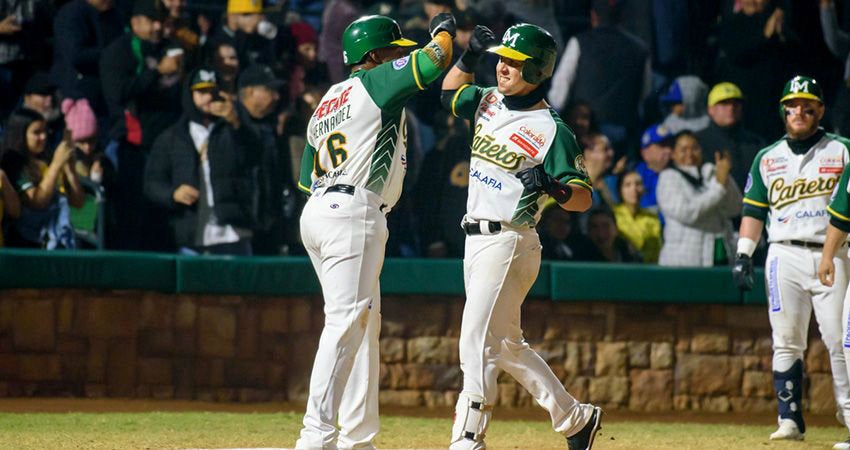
[0,0,849,266]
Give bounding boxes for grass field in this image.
[1,399,849,449]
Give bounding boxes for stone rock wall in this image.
[0,289,835,413]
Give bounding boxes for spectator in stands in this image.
[209,0,277,69]
[161,0,200,58]
[716,0,797,140]
[583,131,625,207]
[538,200,593,261]
[62,98,101,182]
[695,82,764,189]
[579,208,641,263]
[548,0,651,155]
[657,130,742,267]
[318,0,361,83]
[0,167,20,247]
[211,42,239,95]
[612,170,661,263]
[236,64,293,255]
[144,68,257,256]
[50,0,123,116]
[100,0,184,250]
[287,21,329,106]
[20,71,62,149]
[820,0,850,136]
[659,76,710,134]
[0,0,51,120]
[564,100,597,147]
[414,116,469,258]
[0,108,85,248]
[635,124,673,213]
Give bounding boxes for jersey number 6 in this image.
[314,132,349,177]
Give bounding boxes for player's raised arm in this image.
[440,25,498,120]
[352,13,455,111]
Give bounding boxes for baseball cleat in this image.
[567,406,602,450]
[769,418,804,440]
[834,438,850,450]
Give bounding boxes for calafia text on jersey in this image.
[769,176,837,209]
[471,123,527,170]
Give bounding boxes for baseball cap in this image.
[238,64,285,90]
[131,0,165,20]
[227,0,262,14]
[189,68,218,91]
[641,124,673,148]
[707,82,743,107]
[23,72,55,96]
[660,80,683,104]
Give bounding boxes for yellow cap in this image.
[228,0,262,14]
[707,82,743,107]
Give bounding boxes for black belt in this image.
[463,221,502,235]
[324,184,387,211]
[326,184,355,195]
[783,240,824,249]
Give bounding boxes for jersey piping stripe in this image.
[411,50,425,91]
[451,84,471,118]
[743,197,769,208]
[567,179,593,191]
[297,181,312,194]
[828,205,850,222]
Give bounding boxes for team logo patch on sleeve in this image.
[744,174,753,193]
[575,154,587,175]
[393,56,411,70]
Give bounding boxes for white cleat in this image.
[769,418,804,441]
[834,438,850,450]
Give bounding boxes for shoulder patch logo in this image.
[575,154,587,175]
[393,56,410,70]
[744,174,753,193]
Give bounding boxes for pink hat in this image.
[61,98,97,141]
[290,22,317,47]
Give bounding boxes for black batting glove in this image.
[732,254,754,292]
[429,12,456,38]
[515,165,573,204]
[458,25,498,73]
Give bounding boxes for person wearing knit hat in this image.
[288,21,329,103]
[62,98,98,142]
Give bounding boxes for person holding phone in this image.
[144,67,259,256]
[0,109,84,248]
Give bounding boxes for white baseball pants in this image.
[451,226,592,450]
[296,186,387,450]
[766,242,850,427]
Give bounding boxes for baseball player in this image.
[733,76,850,445]
[441,23,601,450]
[294,14,456,450]
[820,158,850,450]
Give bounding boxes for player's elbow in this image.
[560,186,592,212]
[441,89,457,112]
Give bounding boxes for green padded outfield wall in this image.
[0,249,767,304]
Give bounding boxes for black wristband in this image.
[457,50,481,73]
[547,181,573,204]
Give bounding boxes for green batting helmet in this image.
[341,15,417,66]
[780,75,824,104]
[487,23,557,85]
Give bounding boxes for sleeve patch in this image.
[574,154,587,176]
[393,56,410,70]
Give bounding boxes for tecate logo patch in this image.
[509,133,538,157]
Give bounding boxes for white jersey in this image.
[298,54,426,210]
[743,131,850,243]
[449,85,590,227]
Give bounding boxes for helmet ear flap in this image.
[521,59,544,85]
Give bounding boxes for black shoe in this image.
[567,406,602,450]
